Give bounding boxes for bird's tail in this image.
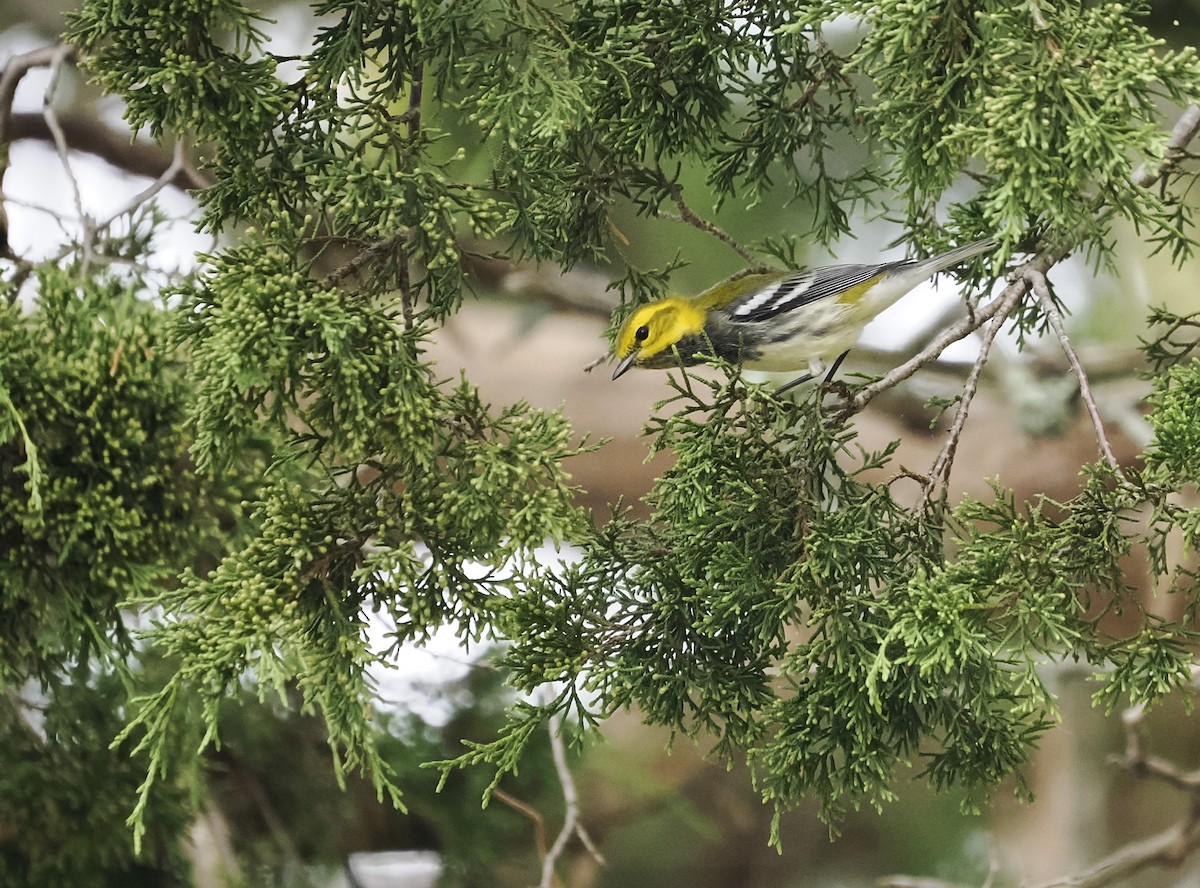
[909,236,1000,277]
[850,235,1000,319]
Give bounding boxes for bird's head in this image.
[611,297,706,379]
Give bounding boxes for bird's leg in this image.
[775,354,835,396]
[820,350,857,421]
[776,352,853,397]
[822,349,851,385]
[774,371,814,396]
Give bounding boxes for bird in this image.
[610,237,999,394]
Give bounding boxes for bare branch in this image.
[887,704,1200,888]
[538,690,604,888]
[851,102,1200,418]
[1133,103,1200,189]
[1115,703,1200,792]
[41,44,86,233]
[661,178,761,268]
[879,841,1003,888]
[461,249,613,319]
[9,111,209,190]
[386,64,427,325]
[407,60,424,142]
[1,42,208,274]
[1029,270,1121,472]
[1030,807,1200,888]
[541,709,578,888]
[878,877,975,888]
[0,44,78,255]
[1029,704,1200,888]
[850,246,1069,414]
[96,136,190,233]
[919,274,1024,504]
[398,240,415,330]
[493,788,551,860]
[320,229,410,290]
[574,819,604,871]
[0,45,74,165]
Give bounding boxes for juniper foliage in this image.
[2,0,1198,863]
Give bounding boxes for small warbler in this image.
[611,237,998,393]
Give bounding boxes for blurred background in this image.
[3,1,1200,886]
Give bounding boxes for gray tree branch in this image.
[8,110,210,190]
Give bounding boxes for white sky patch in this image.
[3,34,210,285]
[365,619,483,727]
[5,142,210,268]
[364,541,583,727]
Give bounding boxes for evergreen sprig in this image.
[27,0,1200,852]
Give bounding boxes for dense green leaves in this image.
[487,372,1196,829]
[0,669,194,888]
[1146,357,1200,489]
[69,0,286,144]
[791,0,1200,251]
[8,0,1194,858]
[0,268,247,684]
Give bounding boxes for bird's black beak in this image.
[611,351,638,380]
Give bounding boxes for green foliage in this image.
[0,669,194,888]
[119,373,588,843]
[7,0,1194,867]
[0,267,250,684]
[789,0,1200,254]
[1145,356,1200,489]
[0,259,270,875]
[69,0,285,144]
[178,219,442,473]
[476,373,1199,830]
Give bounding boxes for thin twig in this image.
[8,110,209,190]
[320,229,409,290]
[920,276,1024,505]
[881,840,1000,888]
[41,44,87,235]
[851,103,1200,415]
[407,60,424,141]
[1133,103,1200,189]
[493,788,551,860]
[95,137,189,232]
[5,685,49,745]
[397,240,415,330]
[1,44,203,279]
[850,246,1068,414]
[1029,705,1200,888]
[1031,809,1200,888]
[661,179,759,266]
[980,839,1001,888]
[1114,703,1200,792]
[1029,269,1121,472]
[574,816,604,870]
[886,703,1200,888]
[540,708,578,888]
[539,691,605,888]
[0,46,72,160]
[0,44,79,256]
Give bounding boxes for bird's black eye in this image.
[634,324,650,342]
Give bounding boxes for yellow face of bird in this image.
[611,297,707,378]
